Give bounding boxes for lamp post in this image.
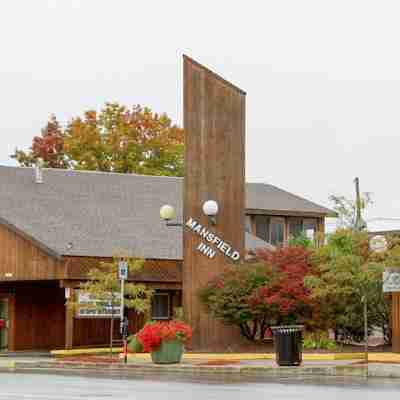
[160,200,219,227]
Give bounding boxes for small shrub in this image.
[288,233,313,249]
[302,332,337,351]
[173,307,184,321]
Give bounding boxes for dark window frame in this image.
[151,292,170,320]
[270,217,285,246]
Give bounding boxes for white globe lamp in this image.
[160,204,176,221]
[202,200,219,225]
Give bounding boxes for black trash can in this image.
[271,325,303,366]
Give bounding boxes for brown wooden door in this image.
[0,298,9,350]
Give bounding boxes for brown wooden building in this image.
[0,165,331,351]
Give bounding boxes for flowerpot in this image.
[151,340,184,364]
[271,325,303,366]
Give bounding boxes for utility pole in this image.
[356,177,369,364]
[354,177,366,231]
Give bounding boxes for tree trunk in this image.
[240,322,256,341]
[260,318,267,340]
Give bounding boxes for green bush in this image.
[306,229,392,344]
[303,332,337,351]
[288,233,314,249]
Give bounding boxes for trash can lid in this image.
[270,325,304,333]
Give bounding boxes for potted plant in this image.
[135,320,192,364]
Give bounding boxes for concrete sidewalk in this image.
[50,349,400,363]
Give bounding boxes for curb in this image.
[51,349,367,361]
[3,360,400,379]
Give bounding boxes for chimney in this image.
[35,158,44,184]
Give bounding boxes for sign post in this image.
[118,261,129,363]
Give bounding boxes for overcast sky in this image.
[1,1,400,228]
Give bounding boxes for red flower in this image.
[136,321,192,353]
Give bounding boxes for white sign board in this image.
[383,270,400,293]
[76,291,121,318]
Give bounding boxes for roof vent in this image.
[35,159,44,184]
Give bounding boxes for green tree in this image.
[79,256,153,355]
[305,229,392,343]
[12,103,184,176]
[329,193,373,230]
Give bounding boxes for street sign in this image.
[76,291,121,318]
[383,270,400,293]
[118,261,129,280]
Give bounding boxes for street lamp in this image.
[202,200,218,225]
[160,204,182,226]
[160,199,219,226]
[160,204,176,221]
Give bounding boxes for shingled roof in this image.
[0,166,330,259]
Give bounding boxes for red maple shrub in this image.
[136,320,192,353]
[199,246,316,341]
[249,247,314,324]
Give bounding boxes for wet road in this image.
[0,372,400,399]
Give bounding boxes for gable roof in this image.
[0,166,330,259]
[246,182,332,216]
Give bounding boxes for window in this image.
[270,217,285,245]
[303,219,317,241]
[255,215,270,242]
[245,215,252,233]
[151,293,170,320]
[289,218,303,239]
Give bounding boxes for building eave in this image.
[0,217,63,261]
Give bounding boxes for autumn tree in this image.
[12,103,184,177]
[12,115,69,168]
[199,247,315,341]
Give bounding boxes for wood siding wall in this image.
[0,224,64,281]
[73,310,145,347]
[2,284,145,351]
[393,293,400,353]
[183,56,246,349]
[12,285,66,350]
[64,257,182,284]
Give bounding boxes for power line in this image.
[366,217,400,222]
